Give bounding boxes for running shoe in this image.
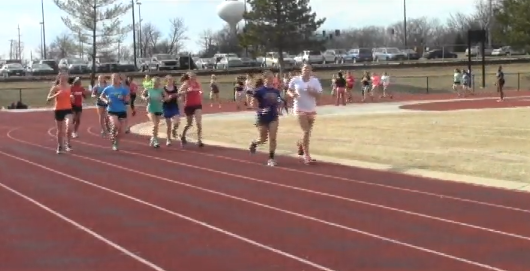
[100,130,107,137]
[297,142,304,156]
[249,141,258,154]
[72,132,78,139]
[65,144,73,152]
[112,141,119,151]
[56,145,62,154]
[303,156,317,165]
[180,136,188,145]
[267,159,277,167]
[166,139,172,146]
[198,141,205,148]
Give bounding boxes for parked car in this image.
[58,57,89,73]
[1,63,26,77]
[26,63,55,76]
[149,54,180,71]
[39,59,59,72]
[323,49,349,63]
[423,49,458,59]
[465,46,494,56]
[491,46,526,56]
[402,49,421,60]
[196,58,216,69]
[136,58,150,72]
[240,57,260,67]
[294,50,324,64]
[117,62,137,72]
[177,54,197,70]
[216,56,244,69]
[372,47,407,61]
[263,52,296,68]
[346,48,373,62]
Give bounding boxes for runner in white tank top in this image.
[288,64,323,164]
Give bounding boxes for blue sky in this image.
[2,0,476,59]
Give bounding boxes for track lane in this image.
[100,126,530,212]
[0,143,328,271]
[5,128,498,271]
[0,160,156,271]
[83,127,530,238]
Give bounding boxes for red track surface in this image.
[1,92,530,271]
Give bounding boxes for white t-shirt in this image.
[288,76,323,112]
[381,75,390,84]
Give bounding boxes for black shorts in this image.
[72,105,82,113]
[184,105,202,116]
[130,93,137,106]
[108,111,127,119]
[453,81,461,85]
[246,90,253,95]
[54,109,72,121]
[151,112,163,116]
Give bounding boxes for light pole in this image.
[39,22,44,59]
[131,0,137,67]
[41,0,47,59]
[403,0,407,48]
[137,1,143,58]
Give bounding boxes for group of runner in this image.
[48,64,322,166]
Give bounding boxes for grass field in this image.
[194,108,530,183]
[1,63,530,107]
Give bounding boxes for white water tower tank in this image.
[217,0,245,33]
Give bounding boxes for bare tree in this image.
[48,32,77,59]
[165,17,187,54]
[196,29,217,57]
[139,23,161,56]
[53,0,132,83]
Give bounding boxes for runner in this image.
[345,71,355,102]
[179,72,204,148]
[334,72,347,106]
[234,79,245,110]
[120,74,132,134]
[91,75,109,136]
[127,76,138,116]
[209,74,221,108]
[288,64,323,164]
[47,71,73,154]
[496,65,505,102]
[453,69,463,97]
[249,70,282,166]
[381,72,392,98]
[99,73,130,151]
[70,77,87,138]
[371,72,381,99]
[163,75,181,146]
[142,76,165,148]
[245,74,254,109]
[361,71,371,102]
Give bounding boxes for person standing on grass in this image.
[249,70,282,167]
[453,69,463,97]
[91,75,109,137]
[496,65,505,102]
[288,64,323,164]
[209,74,221,108]
[99,73,130,151]
[142,76,166,148]
[47,71,73,154]
[70,77,88,138]
[179,72,205,148]
[162,75,181,146]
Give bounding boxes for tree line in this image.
[36,0,530,63]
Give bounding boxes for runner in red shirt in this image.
[70,77,87,138]
[345,71,355,103]
[179,72,204,147]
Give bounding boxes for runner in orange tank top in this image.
[179,72,204,147]
[47,71,73,154]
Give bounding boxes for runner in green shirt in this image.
[141,76,166,148]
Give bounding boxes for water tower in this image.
[217,0,245,35]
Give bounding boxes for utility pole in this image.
[41,0,47,59]
[137,1,143,57]
[488,0,493,48]
[131,0,137,67]
[9,39,15,59]
[17,25,22,60]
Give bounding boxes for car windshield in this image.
[226,53,238,58]
[386,48,400,54]
[308,51,321,55]
[68,58,85,64]
[227,57,240,61]
[359,48,372,54]
[42,61,56,66]
[156,54,174,60]
[7,63,23,68]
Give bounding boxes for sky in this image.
[1,0,477,59]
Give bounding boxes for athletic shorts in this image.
[184,105,202,116]
[163,107,180,119]
[72,105,83,113]
[96,100,107,107]
[108,111,127,119]
[149,112,162,116]
[336,87,346,94]
[130,93,137,106]
[453,81,461,85]
[256,114,278,126]
[246,90,253,95]
[54,109,72,121]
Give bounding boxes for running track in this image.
[1,93,530,271]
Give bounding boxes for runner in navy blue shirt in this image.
[249,71,282,166]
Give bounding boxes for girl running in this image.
[210,74,221,108]
[330,74,337,96]
[462,69,471,96]
[47,71,73,154]
[234,79,245,110]
[380,72,392,98]
[128,76,138,116]
[142,76,165,148]
[334,72,347,106]
[371,72,381,98]
[70,77,87,138]
[91,75,109,136]
[453,69,463,97]
[249,70,282,166]
[245,74,254,109]
[345,71,355,102]
[179,72,204,147]
[288,64,323,164]
[162,75,181,146]
[361,71,371,102]
[99,73,130,151]
[496,66,505,102]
